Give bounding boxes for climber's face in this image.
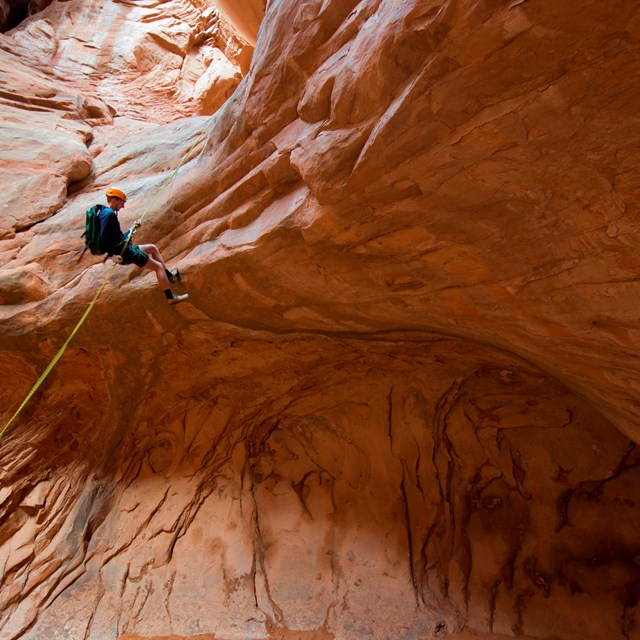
[108,196,126,212]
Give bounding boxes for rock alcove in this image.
[0,1,639,640]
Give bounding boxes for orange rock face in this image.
[1,1,639,640]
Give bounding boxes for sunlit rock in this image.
[0,1,639,639]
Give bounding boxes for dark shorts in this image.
[118,244,149,267]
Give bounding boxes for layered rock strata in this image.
[0,1,639,639]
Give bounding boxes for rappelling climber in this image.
[99,187,189,305]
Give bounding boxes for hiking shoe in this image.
[168,293,189,305]
[168,268,180,283]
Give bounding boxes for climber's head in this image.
[106,187,127,211]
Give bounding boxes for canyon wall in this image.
[0,1,639,639]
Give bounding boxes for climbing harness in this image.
[0,115,217,442]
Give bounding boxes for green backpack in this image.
[83,204,106,256]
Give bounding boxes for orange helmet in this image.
[105,187,127,202]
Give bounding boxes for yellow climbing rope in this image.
[0,115,217,441]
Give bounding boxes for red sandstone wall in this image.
[0,1,639,639]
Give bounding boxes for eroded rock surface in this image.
[1,1,639,639]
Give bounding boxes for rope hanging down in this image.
[0,116,217,442]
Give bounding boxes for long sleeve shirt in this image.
[98,207,131,255]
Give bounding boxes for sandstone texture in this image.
[1,1,639,640]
